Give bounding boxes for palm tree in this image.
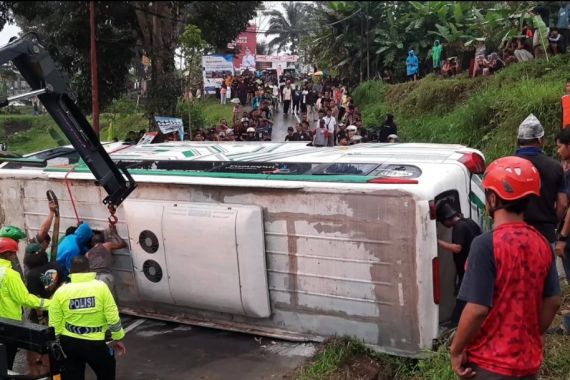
[256,41,272,55]
[265,2,310,54]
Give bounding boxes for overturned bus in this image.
[0,141,488,357]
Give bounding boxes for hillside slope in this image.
[353,54,570,161]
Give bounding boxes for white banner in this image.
[202,55,234,95]
[256,55,299,63]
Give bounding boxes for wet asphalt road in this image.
[89,316,314,380]
[270,105,305,143]
[10,316,314,380]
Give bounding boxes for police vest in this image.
[48,272,124,341]
[0,258,47,321]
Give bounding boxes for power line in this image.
[328,8,362,26]
[126,3,187,24]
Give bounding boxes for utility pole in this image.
[366,2,370,81]
[359,10,363,84]
[89,1,100,138]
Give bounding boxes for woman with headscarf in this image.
[406,49,419,81]
[432,40,443,75]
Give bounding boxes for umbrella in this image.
[312,71,323,76]
[230,98,241,104]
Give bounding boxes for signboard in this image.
[154,116,184,141]
[255,55,299,63]
[202,54,234,95]
[138,132,158,145]
[257,62,272,70]
[229,24,257,71]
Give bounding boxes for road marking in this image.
[124,318,146,334]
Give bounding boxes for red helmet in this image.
[482,156,540,201]
[0,237,18,254]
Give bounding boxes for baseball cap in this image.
[517,113,544,140]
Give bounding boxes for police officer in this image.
[49,256,126,379]
[0,237,51,369]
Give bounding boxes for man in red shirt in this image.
[561,78,570,129]
[450,156,561,379]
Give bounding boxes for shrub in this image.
[355,54,569,162]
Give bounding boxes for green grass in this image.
[200,98,234,125]
[353,54,570,161]
[296,338,416,380]
[0,97,234,154]
[295,285,570,380]
[0,114,60,154]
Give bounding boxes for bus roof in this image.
[106,141,481,165]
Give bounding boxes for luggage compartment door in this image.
[161,202,270,318]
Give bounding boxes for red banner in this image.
[229,24,257,71]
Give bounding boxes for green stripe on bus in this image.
[45,166,376,183]
[469,191,485,209]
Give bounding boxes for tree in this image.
[10,1,138,113]
[307,1,538,85]
[256,41,272,55]
[179,24,209,92]
[133,1,261,115]
[265,2,311,54]
[3,1,262,116]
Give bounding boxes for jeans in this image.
[283,100,291,114]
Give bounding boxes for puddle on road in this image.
[260,341,316,357]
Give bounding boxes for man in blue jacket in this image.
[56,222,93,277]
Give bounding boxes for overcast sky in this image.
[0,1,296,50]
[0,23,21,47]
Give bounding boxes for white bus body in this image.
[0,142,487,357]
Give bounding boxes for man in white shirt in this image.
[282,82,292,116]
[322,108,337,146]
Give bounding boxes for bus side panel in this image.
[3,177,422,355]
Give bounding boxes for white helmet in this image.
[247,127,255,133]
[346,125,357,132]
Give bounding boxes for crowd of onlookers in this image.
[185,77,400,146]
[120,70,404,146]
[388,5,570,82]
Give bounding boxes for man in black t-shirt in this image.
[378,114,398,143]
[515,114,567,244]
[437,201,482,325]
[24,243,64,323]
